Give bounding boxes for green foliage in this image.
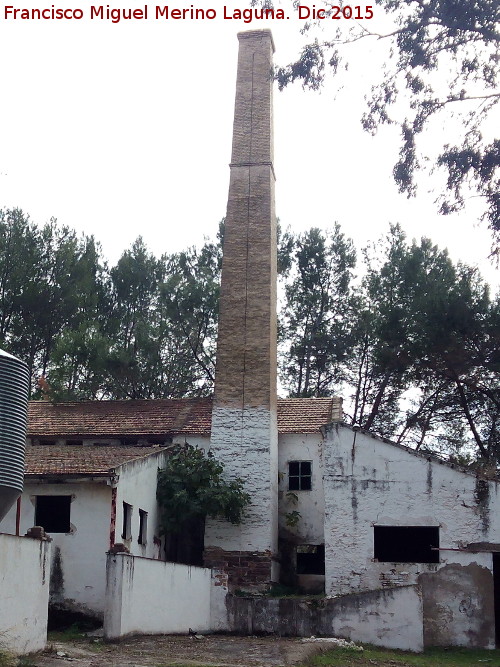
[280,221,500,461]
[307,644,500,667]
[156,447,250,535]
[280,225,356,397]
[285,510,301,528]
[0,208,106,394]
[272,0,499,247]
[0,650,16,667]
[0,209,222,400]
[0,206,498,464]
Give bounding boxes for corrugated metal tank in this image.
[0,349,29,522]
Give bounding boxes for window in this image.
[288,461,312,490]
[35,496,71,533]
[297,544,325,575]
[138,509,148,545]
[374,526,439,564]
[122,502,132,540]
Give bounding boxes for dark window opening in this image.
[66,440,83,446]
[374,526,439,563]
[493,553,500,647]
[38,439,56,446]
[35,496,71,533]
[296,544,325,574]
[122,502,132,540]
[289,461,312,491]
[138,509,148,545]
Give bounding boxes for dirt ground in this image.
[28,634,324,667]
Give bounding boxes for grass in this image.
[0,650,38,667]
[0,650,15,667]
[306,645,500,667]
[47,621,100,643]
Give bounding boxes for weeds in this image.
[306,644,500,667]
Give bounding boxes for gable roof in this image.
[25,445,168,477]
[27,397,338,438]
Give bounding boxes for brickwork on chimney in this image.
[206,31,279,588]
[213,30,277,412]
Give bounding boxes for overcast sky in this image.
[0,2,498,287]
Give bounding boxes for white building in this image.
[1,439,169,618]
[0,396,336,617]
[1,30,499,650]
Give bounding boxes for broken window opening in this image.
[138,509,148,545]
[374,526,440,563]
[35,495,71,533]
[288,461,312,491]
[296,544,325,574]
[122,502,132,540]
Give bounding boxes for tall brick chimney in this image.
[204,30,278,589]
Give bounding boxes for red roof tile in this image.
[25,445,167,477]
[27,397,336,438]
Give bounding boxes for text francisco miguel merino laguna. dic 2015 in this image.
[2,4,375,22]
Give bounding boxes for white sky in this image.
[0,2,498,287]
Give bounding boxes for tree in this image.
[162,237,221,394]
[280,225,356,396]
[0,209,106,393]
[273,0,499,249]
[156,447,250,565]
[347,224,500,460]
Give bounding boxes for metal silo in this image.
[0,349,30,522]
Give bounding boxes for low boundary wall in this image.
[227,585,423,651]
[0,533,50,655]
[104,553,212,639]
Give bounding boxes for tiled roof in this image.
[27,397,337,438]
[277,398,338,433]
[25,445,167,477]
[27,398,213,438]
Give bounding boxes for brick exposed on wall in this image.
[204,546,273,589]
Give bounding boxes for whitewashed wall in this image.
[205,407,279,556]
[322,423,499,648]
[322,423,500,596]
[278,433,324,544]
[115,450,169,559]
[0,450,168,617]
[104,553,212,638]
[0,534,50,654]
[1,481,111,616]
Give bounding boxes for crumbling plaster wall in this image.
[322,423,499,597]
[227,585,423,650]
[321,423,499,647]
[420,554,495,648]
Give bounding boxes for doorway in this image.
[493,553,500,646]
